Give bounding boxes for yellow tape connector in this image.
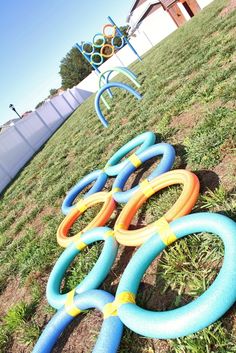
[74,240,87,251]
[75,199,87,213]
[103,291,135,319]
[65,289,82,317]
[114,223,125,232]
[115,292,136,307]
[104,230,115,238]
[103,302,118,319]
[111,187,121,194]
[104,163,110,171]
[139,179,155,198]
[155,217,177,246]
[128,154,142,168]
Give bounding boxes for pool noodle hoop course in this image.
[33,131,236,352]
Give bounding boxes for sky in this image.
[0,0,133,125]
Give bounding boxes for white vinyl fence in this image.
[0,89,83,193]
[0,0,213,194]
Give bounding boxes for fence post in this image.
[48,100,65,121]
[60,94,74,111]
[34,110,53,133]
[68,90,81,105]
[13,124,36,152]
[75,87,85,103]
[0,160,12,179]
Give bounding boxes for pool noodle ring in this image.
[94,82,142,128]
[103,24,116,39]
[47,227,118,310]
[82,41,94,55]
[111,35,124,49]
[57,191,116,248]
[112,143,176,204]
[32,290,123,353]
[114,169,200,246]
[93,33,106,48]
[101,44,115,58]
[61,170,107,216]
[115,213,236,338]
[90,52,104,66]
[105,131,156,176]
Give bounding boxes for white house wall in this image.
[198,0,214,8]
[134,7,178,46]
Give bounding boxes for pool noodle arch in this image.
[94,82,142,128]
[98,67,141,110]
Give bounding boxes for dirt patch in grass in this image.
[0,277,31,317]
[220,0,236,16]
[121,117,129,125]
[170,103,203,142]
[214,153,236,190]
[35,206,56,229]
[10,340,29,353]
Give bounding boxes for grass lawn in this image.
[0,0,236,351]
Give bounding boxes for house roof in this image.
[138,2,161,24]
[129,0,148,14]
[127,0,148,21]
[0,118,20,133]
[128,0,161,33]
[1,118,20,127]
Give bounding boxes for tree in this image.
[119,25,129,38]
[49,88,58,96]
[59,47,92,89]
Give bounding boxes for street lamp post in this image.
[9,104,22,119]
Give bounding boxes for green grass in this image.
[0,0,236,351]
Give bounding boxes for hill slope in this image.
[0,0,235,351]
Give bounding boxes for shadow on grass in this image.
[194,169,220,193]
